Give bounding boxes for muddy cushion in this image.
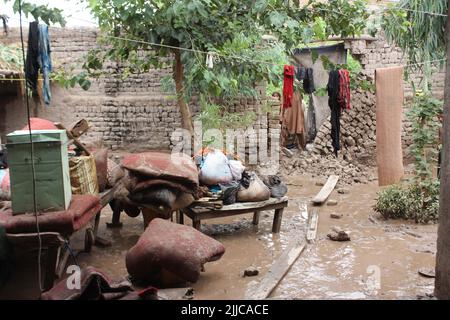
[41,266,158,300]
[92,149,108,192]
[106,159,124,188]
[0,195,100,235]
[126,218,225,283]
[122,152,199,191]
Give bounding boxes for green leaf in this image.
[311,51,319,64]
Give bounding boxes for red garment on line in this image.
[283,65,295,109]
[338,69,351,110]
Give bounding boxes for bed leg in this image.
[106,199,123,228]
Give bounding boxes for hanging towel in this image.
[296,67,315,94]
[327,70,341,156]
[338,69,351,110]
[25,21,39,94]
[38,24,52,105]
[283,65,295,109]
[375,66,405,186]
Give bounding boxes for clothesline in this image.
[2,10,447,81]
[316,5,447,18]
[1,56,446,83]
[1,57,446,83]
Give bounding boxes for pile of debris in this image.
[280,151,376,186]
[278,89,379,185]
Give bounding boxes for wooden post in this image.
[192,219,201,231]
[435,0,450,299]
[272,208,284,233]
[252,211,260,225]
[106,199,123,228]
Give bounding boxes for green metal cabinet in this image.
[6,130,72,214]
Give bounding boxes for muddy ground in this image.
[1,172,437,300]
[76,172,437,300]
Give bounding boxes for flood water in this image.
[76,173,437,300]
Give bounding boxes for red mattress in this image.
[0,195,101,236]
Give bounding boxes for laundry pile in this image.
[196,148,287,205]
[121,152,199,219]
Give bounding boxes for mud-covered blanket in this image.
[41,266,158,300]
[126,218,225,283]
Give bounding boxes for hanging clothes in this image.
[338,69,351,110]
[282,91,306,150]
[306,96,317,143]
[327,70,341,157]
[296,67,315,94]
[25,21,40,95]
[283,65,295,109]
[38,24,52,105]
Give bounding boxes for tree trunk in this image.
[435,0,450,299]
[172,49,194,133]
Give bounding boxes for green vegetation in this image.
[374,93,443,224]
[0,43,23,72]
[374,183,439,223]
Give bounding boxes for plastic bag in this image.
[0,169,10,201]
[199,149,233,186]
[229,160,245,181]
[237,172,270,202]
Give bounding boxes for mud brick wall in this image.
[1,27,272,152]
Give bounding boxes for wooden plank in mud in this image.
[312,175,339,205]
[306,208,319,243]
[246,238,306,300]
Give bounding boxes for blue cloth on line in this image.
[38,24,52,105]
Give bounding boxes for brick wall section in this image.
[312,34,444,160]
[2,27,273,153]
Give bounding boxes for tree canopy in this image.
[382,0,447,90]
[4,0,66,26]
[84,0,369,131]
